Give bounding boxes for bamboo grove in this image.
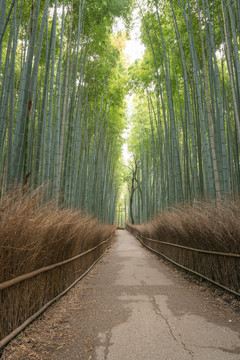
[0,0,133,223]
[2,0,240,226]
[127,0,240,224]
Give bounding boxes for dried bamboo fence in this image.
[126,224,240,297]
[0,235,113,349]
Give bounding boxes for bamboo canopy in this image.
[0,0,132,223]
[1,0,240,224]
[127,0,240,224]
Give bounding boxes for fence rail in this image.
[126,225,240,298]
[0,235,113,349]
[0,237,111,291]
[136,234,240,258]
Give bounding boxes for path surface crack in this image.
[149,295,194,358]
[104,330,113,360]
[201,345,240,355]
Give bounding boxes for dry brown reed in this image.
[0,187,116,341]
[126,200,240,295]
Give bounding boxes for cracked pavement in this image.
[3,230,240,360]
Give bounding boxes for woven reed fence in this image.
[126,223,240,297]
[0,235,113,348]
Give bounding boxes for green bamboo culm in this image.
[0,0,133,223]
[128,0,240,224]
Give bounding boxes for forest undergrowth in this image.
[126,200,240,295]
[127,200,240,253]
[0,187,116,340]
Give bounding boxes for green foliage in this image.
[126,0,240,224]
[1,0,240,226]
[0,0,135,224]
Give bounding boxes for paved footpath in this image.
[3,230,240,360]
